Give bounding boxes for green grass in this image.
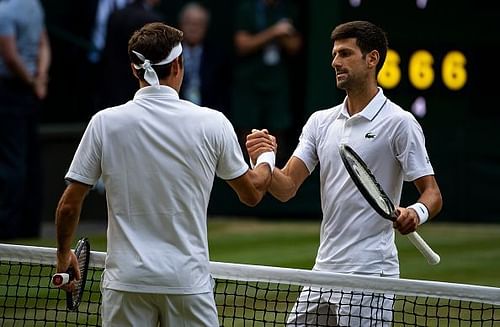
[7,218,500,287]
[396,223,500,287]
[208,218,320,268]
[3,219,499,326]
[208,218,500,288]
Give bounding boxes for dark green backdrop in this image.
[39,0,500,223]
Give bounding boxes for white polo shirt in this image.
[66,85,248,294]
[293,88,434,275]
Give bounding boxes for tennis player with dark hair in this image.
[247,20,443,326]
[55,22,275,326]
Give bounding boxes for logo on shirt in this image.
[365,132,376,139]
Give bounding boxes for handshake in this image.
[246,129,277,172]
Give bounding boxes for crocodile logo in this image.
[365,132,376,139]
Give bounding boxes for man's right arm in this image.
[246,129,310,202]
[33,29,51,99]
[268,157,309,202]
[226,163,273,207]
[0,34,33,85]
[55,181,91,284]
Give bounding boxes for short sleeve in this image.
[65,115,103,185]
[292,112,320,174]
[394,114,434,181]
[215,113,249,180]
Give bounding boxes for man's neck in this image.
[345,85,379,116]
[138,81,179,93]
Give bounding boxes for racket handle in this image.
[406,232,441,265]
[52,273,70,287]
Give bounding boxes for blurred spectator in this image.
[232,0,302,165]
[0,0,51,239]
[98,0,164,108]
[82,0,132,118]
[88,0,132,64]
[178,2,231,114]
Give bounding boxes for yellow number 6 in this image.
[442,51,467,91]
[409,50,434,90]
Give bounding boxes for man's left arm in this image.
[395,175,442,234]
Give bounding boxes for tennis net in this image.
[1,243,499,326]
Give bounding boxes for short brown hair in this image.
[331,21,388,74]
[128,22,184,80]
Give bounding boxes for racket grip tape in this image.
[406,232,441,265]
[52,272,71,287]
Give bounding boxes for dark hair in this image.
[331,21,388,74]
[128,22,184,81]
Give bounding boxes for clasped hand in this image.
[245,129,277,167]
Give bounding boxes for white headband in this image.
[132,43,183,86]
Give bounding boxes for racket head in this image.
[339,144,396,221]
[66,237,90,311]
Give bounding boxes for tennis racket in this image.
[52,237,90,310]
[339,144,440,265]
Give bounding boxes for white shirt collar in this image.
[133,85,179,100]
[339,87,387,121]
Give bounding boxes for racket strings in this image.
[349,156,393,216]
[68,239,90,310]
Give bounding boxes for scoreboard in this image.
[337,0,496,117]
[305,1,500,221]
[348,1,499,221]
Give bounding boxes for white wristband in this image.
[408,202,429,225]
[255,151,275,172]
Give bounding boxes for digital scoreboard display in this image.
[334,0,500,221]
[379,48,466,118]
[338,0,492,117]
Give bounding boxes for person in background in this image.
[232,0,302,165]
[55,22,275,326]
[178,2,231,114]
[247,20,442,326]
[88,0,131,64]
[0,0,51,239]
[98,0,163,109]
[77,0,131,117]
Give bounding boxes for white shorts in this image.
[286,274,398,327]
[101,288,219,327]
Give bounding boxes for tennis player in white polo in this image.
[247,21,443,326]
[54,22,276,326]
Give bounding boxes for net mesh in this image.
[1,243,499,326]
